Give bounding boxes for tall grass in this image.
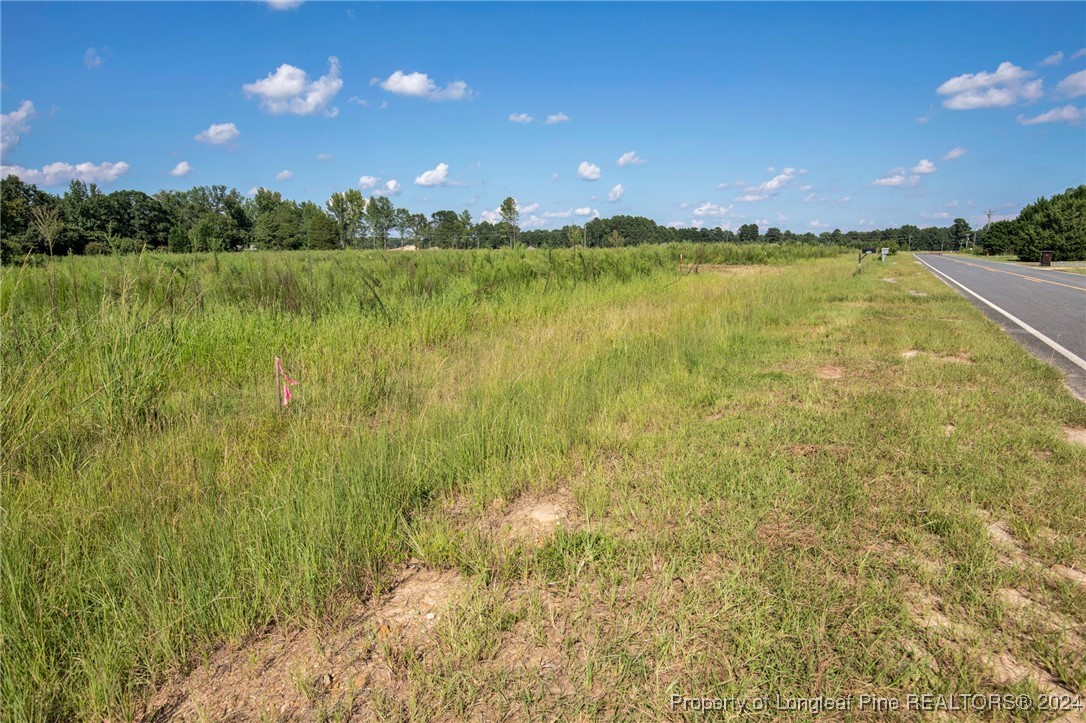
[1,244,844,719]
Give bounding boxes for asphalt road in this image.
[915,254,1086,399]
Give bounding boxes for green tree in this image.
[499,197,519,248]
[325,189,367,249]
[738,223,759,243]
[950,218,972,248]
[764,227,782,244]
[567,225,583,250]
[365,195,394,249]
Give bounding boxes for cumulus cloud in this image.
[921,211,951,220]
[518,201,540,213]
[667,221,684,228]
[693,202,729,217]
[415,162,450,186]
[803,193,816,203]
[1041,51,1064,67]
[0,160,129,186]
[375,71,473,102]
[84,48,103,69]
[1056,70,1086,98]
[809,220,829,229]
[1073,49,1086,61]
[577,161,601,181]
[872,172,921,187]
[545,112,570,124]
[372,179,401,196]
[616,150,645,166]
[737,167,796,201]
[936,62,1043,110]
[358,175,379,189]
[1015,105,1086,125]
[194,122,240,144]
[266,0,304,8]
[276,169,292,181]
[244,57,342,116]
[169,161,192,177]
[607,184,625,202]
[1,100,36,157]
[542,209,572,219]
[941,146,967,161]
[716,182,730,189]
[574,207,598,218]
[912,159,937,174]
[508,113,533,123]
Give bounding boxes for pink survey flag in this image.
[275,356,298,407]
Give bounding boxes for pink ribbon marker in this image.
[275,356,298,406]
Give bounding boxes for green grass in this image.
[2,246,1084,720]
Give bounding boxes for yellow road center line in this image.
[940,257,1086,293]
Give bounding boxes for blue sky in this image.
[2,2,1084,233]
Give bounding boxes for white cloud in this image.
[415,162,450,186]
[577,161,601,181]
[479,208,501,223]
[545,112,570,125]
[1056,70,1086,99]
[921,211,951,220]
[873,172,921,187]
[169,161,192,177]
[376,70,473,102]
[840,196,851,203]
[247,187,260,196]
[542,209,572,219]
[690,220,705,229]
[667,221,684,229]
[550,172,560,182]
[941,146,967,161]
[809,220,829,229]
[194,122,239,144]
[737,167,796,201]
[0,160,129,186]
[508,113,533,123]
[607,184,625,202]
[1015,105,1086,125]
[276,169,292,181]
[946,200,959,208]
[518,201,540,213]
[912,159,937,174]
[243,57,342,116]
[1041,51,1064,66]
[574,207,598,218]
[358,175,379,189]
[372,179,401,196]
[84,48,103,70]
[1,100,36,157]
[266,0,303,9]
[916,115,931,124]
[617,150,645,166]
[716,182,730,189]
[693,202,729,217]
[936,62,1043,110]
[349,96,369,107]
[316,153,334,161]
[798,184,812,191]
[1072,48,1086,61]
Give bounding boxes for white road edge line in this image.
[915,255,1086,373]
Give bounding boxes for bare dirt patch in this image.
[486,489,577,544]
[757,513,820,551]
[943,423,956,437]
[940,353,973,365]
[1064,426,1086,447]
[817,365,845,380]
[987,521,1086,592]
[142,563,465,722]
[908,289,928,297]
[902,350,921,360]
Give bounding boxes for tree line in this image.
[975,186,1085,262]
[2,173,1054,263]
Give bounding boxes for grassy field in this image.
[3,246,1085,721]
